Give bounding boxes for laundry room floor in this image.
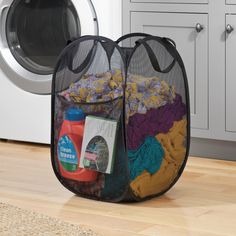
[0,140,236,236]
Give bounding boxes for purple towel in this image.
[127,94,186,150]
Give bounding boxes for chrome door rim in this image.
[0,0,98,95]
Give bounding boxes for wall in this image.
[91,0,122,40]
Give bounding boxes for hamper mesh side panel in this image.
[52,37,129,202]
[125,38,188,199]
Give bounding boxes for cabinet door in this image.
[226,14,236,132]
[131,12,209,130]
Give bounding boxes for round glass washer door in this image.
[0,0,98,94]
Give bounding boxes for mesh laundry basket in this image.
[51,33,190,202]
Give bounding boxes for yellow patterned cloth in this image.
[130,119,187,198]
[60,69,123,103]
[125,74,176,121]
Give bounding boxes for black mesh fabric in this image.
[51,34,190,202]
[125,36,189,200]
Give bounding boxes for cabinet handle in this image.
[226,24,234,34]
[195,23,204,33]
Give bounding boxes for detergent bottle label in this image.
[58,135,78,172]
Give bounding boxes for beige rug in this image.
[0,202,101,236]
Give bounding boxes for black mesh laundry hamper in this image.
[51,33,190,202]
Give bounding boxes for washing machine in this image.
[0,0,122,144]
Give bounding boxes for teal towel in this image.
[128,136,164,180]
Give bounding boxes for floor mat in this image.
[0,202,101,236]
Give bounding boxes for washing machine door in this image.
[0,0,98,94]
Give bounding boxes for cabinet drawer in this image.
[131,12,209,130]
[131,0,208,4]
[226,0,236,4]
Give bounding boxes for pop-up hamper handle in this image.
[67,37,118,74]
[136,37,177,74]
[162,37,176,48]
[67,41,98,74]
[116,33,151,44]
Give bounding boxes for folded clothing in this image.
[130,119,187,198]
[127,94,186,150]
[60,69,123,103]
[128,136,164,181]
[126,74,176,121]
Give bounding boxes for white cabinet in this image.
[130,12,209,130]
[226,14,236,132]
[123,0,236,142]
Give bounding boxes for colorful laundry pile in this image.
[126,74,187,198]
[125,74,176,121]
[57,69,124,129]
[127,94,186,150]
[130,119,187,198]
[60,69,123,103]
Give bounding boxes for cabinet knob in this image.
[195,23,204,33]
[226,24,234,34]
